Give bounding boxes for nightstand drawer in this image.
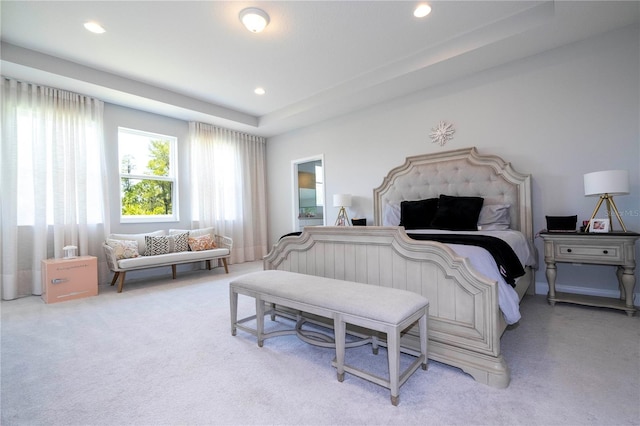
[555,244,622,262]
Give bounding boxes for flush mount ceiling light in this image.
[254,87,266,95]
[414,4,432,18]
[84,21,106,34]
[239,7,270,33]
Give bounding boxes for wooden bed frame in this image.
[264,147,535,388]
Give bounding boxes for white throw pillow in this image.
[105,239,140,260]
[109,230,165,256]
[478,204,510,231]
[382,203,401,226]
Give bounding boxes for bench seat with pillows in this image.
[103,228,232,292]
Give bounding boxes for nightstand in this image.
[41,256,98,303]
[539,231,639,316]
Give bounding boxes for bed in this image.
[264,147,536,388]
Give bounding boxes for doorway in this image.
[292,155,325,231]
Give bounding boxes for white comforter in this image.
[407,229,534,325]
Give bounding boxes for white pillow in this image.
[382,204,401,226]
[105,239,140,260]
[109,230,165,255]
[478,204,510,231]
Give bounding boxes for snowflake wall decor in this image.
[429,121,455,146]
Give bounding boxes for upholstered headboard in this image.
[373,147,533,242]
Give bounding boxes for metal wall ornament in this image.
[430,121,455,146]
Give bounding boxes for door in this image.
[292,156,325,231]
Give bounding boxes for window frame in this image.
[118,127,179,224]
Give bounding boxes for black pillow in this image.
[399,198,439,229]
[430,194,484,231]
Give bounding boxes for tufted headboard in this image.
[373,147,533,242]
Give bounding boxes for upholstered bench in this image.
[229,270,429,406]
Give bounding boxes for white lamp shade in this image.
[333,194,352,207]
[584,170,630,196]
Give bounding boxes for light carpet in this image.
[1,261,639,425]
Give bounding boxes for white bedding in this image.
[406,229,534,325]
[406,229,536,267]
[448,244,521,324]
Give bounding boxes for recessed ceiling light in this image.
[254,87,266,95]
[414,4,432,18]
[84,21,106,34]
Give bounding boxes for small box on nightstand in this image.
[41,256,98,304]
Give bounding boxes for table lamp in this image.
[333,194,352,226]
[583,170,629,232]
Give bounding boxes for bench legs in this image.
[388,329,401,406]
[117,272,126,293]
[111,271,126,293]
[419,313,428,372]
[229,286,272,346]
[207,258,229,273]
[110,272,120,287]
[229,284,429,406]
[230,287,238,336]
[334,316,347,382]
[229,287,265,343]
[333,307,429,406]
[255,296,265,347]
[110,271,127,293]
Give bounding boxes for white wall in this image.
[266,25,640,299]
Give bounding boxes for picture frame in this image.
[589,218,610,233]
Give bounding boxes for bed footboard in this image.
[264,226,514,388]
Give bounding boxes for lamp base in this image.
[584,194,627,232]
[335,207,350,226]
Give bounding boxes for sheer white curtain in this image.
[189,122,267,263]
[1,78,109,300]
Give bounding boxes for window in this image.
[118,127,178,223]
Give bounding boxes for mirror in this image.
[292,156,325,231]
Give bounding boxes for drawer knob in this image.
[603,250,608,254]
[567,248,572,253]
